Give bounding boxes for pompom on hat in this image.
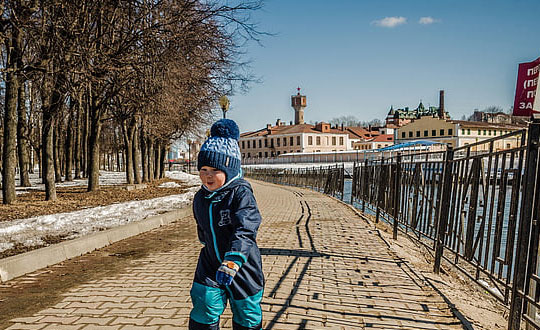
[197,119,242,181]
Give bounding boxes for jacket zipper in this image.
[209,200,222,263]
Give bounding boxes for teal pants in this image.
[189,282,263,330]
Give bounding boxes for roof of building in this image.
[372,134,394,142]
[240,123,351,138]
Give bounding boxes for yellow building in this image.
[395,116,525,150]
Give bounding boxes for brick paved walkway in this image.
[5,180,463,329]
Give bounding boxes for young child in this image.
[189,119,264,330]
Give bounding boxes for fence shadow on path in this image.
[258,193,468,330]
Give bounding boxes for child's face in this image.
[199,166,226,191]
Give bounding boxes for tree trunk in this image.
[148,137,155,182]
[42,110,57,201]
[74,93,82,179]
[17,79,31,187]
[154,141,161,180]
[65,109,74,181]
[82,89,90,178]
[122,120,134,184]
[2,30,21,204]
[160,144,167,179]
[53,125,62,183]
[141,130,148,182]
[132,123,141,184]
[87,109,102,192]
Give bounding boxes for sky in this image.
[224,0,540,133]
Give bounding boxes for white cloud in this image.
[372,16,407,28]
[419,17,439,25]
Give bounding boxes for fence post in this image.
[508,120,540,330]
[375,157,385,223]
[433,146,454,274]
[350,162,356,204]
[362,158,368,213]
[341,164,345,201]
[393,153,401,240]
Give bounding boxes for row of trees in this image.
[0,0,263,204]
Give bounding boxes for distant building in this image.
[470,110,529,125]
[239,120,351,159]
[353,134,394,150]
[385,90,449,126]
[395,116,525,150]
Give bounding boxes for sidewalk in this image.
[3,180,463,329]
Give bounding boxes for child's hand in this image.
[216,260,240,286]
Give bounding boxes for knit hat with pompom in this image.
[197,119,242,181]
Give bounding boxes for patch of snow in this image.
[478,280,503,300]
[158,182,182,188]
[0,170,202,255]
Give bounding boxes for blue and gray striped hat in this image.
[197,119,241,181]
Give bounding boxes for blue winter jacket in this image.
[192,178,264,300]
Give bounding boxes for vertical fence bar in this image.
[434,146,454,274]
[509,120,540,330]
[376,157,385,223]
[393,153,401,240]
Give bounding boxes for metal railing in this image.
[244,120,540,329]
[244,164,345,200]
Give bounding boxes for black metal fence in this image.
[243,164,345,200]
[244,120,540,330]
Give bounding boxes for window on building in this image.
[258,152,262,157]
[424,130,428,137]
[247,153,251,158]
[483,130,486,135]
[340,137,344,145]
[506,143,511,149]
[488,130,491,136]
[264,139,268,147]
[377,144,381,149]
[332,137,336,145]
[478,130,481,135]
[283,137,287,146]
[277,138,280,147]
[258,140,262,148]
[241,141,245,149]
[297,136,300,145]
[409,131,413,138]
[270,138,274,148]
[402,132,406,138]
[432,130,436,136]
[416,131,420,137]
[290,137,294,145]
[468,129,471,135]
[440,129,444,135]
[308,136,313,145]
[247,140,250,148]
[316,136,321,145]
[277,151,280,155]
[448,129,453,135]
[462,129,465,135]
[264,152,268,157]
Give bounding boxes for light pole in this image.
[219,95,230,119]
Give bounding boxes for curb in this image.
[0,207,192,283]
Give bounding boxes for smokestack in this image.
[439,90,445,119]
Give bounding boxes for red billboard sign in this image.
[513,57,540,117]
